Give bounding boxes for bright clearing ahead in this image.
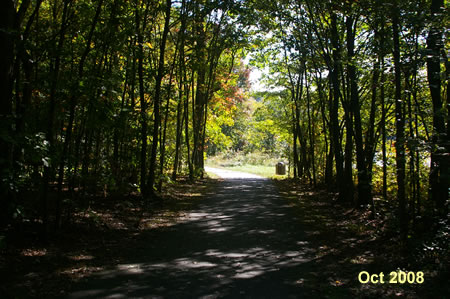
[205,167,265,179]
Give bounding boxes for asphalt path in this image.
[204,167,265,179]
[68,168,326,298]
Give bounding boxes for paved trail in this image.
[68,169,327,298]
[204,167,265,179]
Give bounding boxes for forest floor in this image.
[0,170,448,298]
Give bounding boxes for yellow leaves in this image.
[134,42,153,49]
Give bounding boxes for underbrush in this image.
[275,178,449,297]
[0,177,216,298]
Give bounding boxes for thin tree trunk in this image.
[292,105,298,178]
[315,71,331,185]
[158,44,177,191]
[379,41,387,200]
[172,89,184,181]
[305,68,316,186]
[137,2,149,196]
[147,0,172,197]
[366,49,380,187]
[346,15,372,207]
[55,0,103,228]
[173,1,187,181]
[406,71,416,221]
[0,0,16,226]
[185,78,193,181]
[41,0,71,235]
[426,0,448,214]
[392,4,407,239]
[330,12,345,200]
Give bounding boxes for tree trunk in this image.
[0,0,16,226]
[147,0,171,197]
[41,0,71,235]
[158,46,177,191]
[172,90,184,181]
[392,4,407,239]
[305,69,316,186]
[330,13,345,200]
[173,1,187,181]
[426,0,448,214]
[366,48,380,187]
[136,2,149,196]
[185,78,193,181]
[55,0,103,228]
[292,105,298,178]
[346,16,372,207]
[379,36,387,200]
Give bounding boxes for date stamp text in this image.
[358,271,424,284]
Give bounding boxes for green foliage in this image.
[207,151,280,167]
[206,60,291,159]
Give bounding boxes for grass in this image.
[207,151,281,167]
[204,171,220,179]
[205,153,288,178]
[206,163,280,178]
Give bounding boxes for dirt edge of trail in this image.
[0,178,218,298]
[273,178,449,298]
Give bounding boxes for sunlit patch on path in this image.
[205,166,266,179]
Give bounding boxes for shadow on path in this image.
[68,178,349,298]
